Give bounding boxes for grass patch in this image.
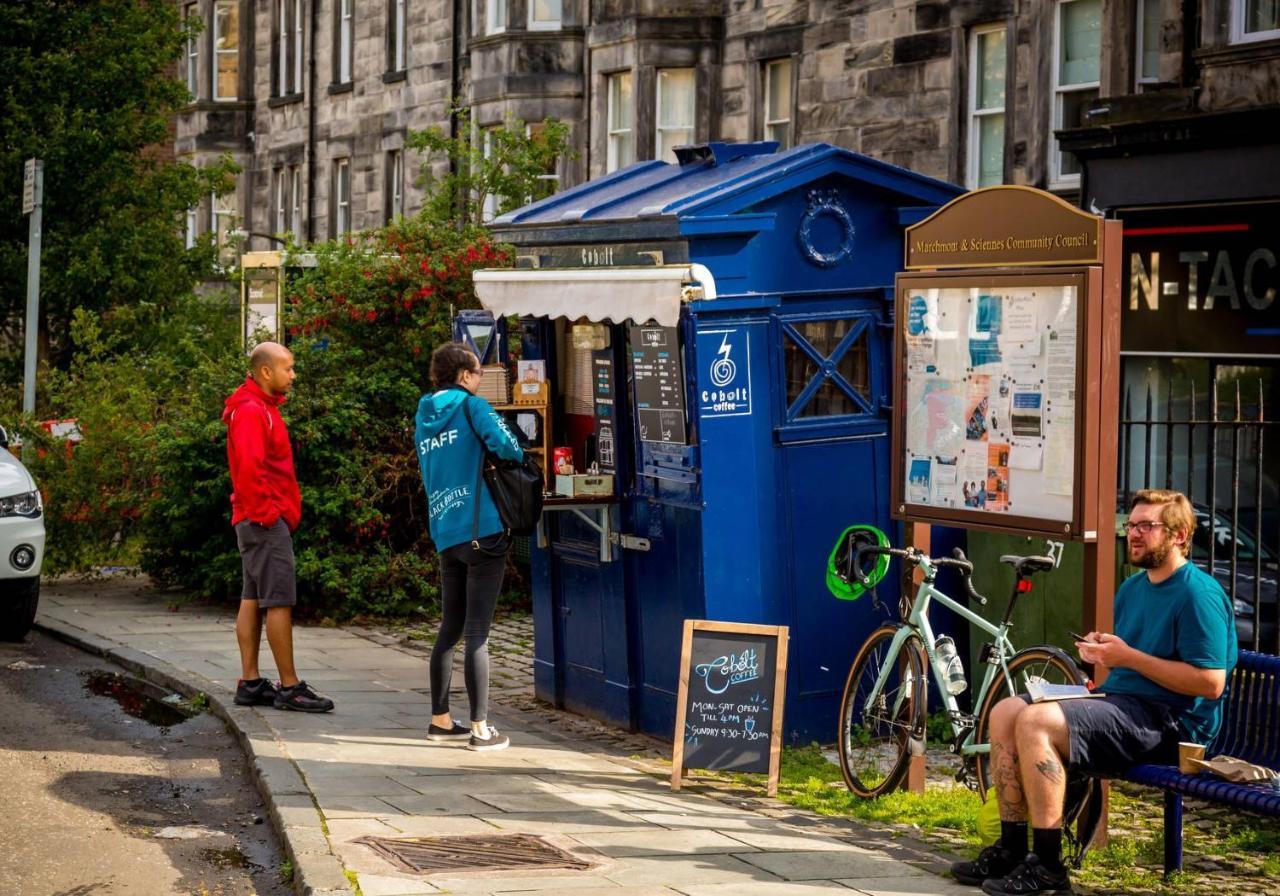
[277,860,293,884]
[717,745,982,840]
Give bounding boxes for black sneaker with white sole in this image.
[468,727,510,751]
[234,677,280,707]
[273,680,335,713]
[981,854,1073,895]
[427,721,472,742]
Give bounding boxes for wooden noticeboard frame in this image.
[891,268,1102,540]
[671,620,789,797]
[891,186,1121,544]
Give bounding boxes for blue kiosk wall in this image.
[480,143,963,743]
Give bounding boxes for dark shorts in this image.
[235,520,296,608]
[1020,693,1182,778]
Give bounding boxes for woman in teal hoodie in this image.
[415,343,523,751]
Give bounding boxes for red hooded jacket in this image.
[223,376,302,531]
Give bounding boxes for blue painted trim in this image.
[678,213,777,236]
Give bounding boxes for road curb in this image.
[35,616,352,896]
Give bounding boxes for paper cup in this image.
[1178,741,1205,774]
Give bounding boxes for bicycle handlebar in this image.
[851,544,988,606]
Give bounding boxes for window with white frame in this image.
[968,24,1006,188]
[1135,0,1161,88]
[274,167,287,235]
[486,0,506,34]
[289,165,303,236]
[1232,0,1280,43]
[386,150,404,222]
[526,121,561,199]
[479,127,499,223]
[276,0,303,95]
[655,68,695,163]
[334,159,351,235]
[337,0,354,83]
[528,0,561,30]
[606,71,634,172]
[1051,0,1100,188]
[213,1,239,102]
[762,59,793,149]
[185,205,199,249]
[184,3,199,98]
[390,0,407,70]
[211,188,237,266]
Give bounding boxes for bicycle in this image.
[833,533,1102,866]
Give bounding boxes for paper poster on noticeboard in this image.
[901,283,1078,525]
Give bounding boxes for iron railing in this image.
[1120,379,1278,655]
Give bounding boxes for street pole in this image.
[22,159,43,442]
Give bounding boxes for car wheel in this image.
[0,578,40,642]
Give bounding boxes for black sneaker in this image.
[951,845,1020,886]
[273,681,335,713]
[468,726,510,751]
[981,854,1073,895]
[427,721,471,742]
[234,678,280,707]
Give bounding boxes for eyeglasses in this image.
[1123,520,1166,536]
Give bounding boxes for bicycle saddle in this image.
[999,554,1055,575]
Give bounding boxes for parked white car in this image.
[0,426,44,641]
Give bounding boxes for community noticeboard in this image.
[891,187,1113,541]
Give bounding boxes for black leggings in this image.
[430,533,509,722]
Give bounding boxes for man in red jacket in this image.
[224,341,334,713]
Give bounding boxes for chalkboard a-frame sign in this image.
[671,620,790,796]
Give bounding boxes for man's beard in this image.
[1130,539,1173,569]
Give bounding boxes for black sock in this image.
[999,821,1028,855]
[1032,827,1064,871]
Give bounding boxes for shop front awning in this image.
[472,265,717,328]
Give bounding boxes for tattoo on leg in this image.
[993,742,1026,819]
[1034,757,1065,785]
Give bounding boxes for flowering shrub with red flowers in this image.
[140,219,520,618]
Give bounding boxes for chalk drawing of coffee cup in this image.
[744,718,755,734]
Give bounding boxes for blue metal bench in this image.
[1119,649,1280,875]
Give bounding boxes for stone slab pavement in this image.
[36,576,972,896]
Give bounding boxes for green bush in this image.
[138,219,513,617]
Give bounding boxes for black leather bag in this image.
[462,398,544,538]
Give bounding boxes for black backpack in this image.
[461,397,544,538]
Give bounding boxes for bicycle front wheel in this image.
[972,646,1085,798]
[837,624,927,798]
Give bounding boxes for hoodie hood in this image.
[416,386,470,438]
[222,376,286,424]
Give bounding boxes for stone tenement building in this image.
[174,0,1280,252]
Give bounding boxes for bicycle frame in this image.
[864,555,1018,761]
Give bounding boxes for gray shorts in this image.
[235,520,296,608]
[1020,693,1181,778]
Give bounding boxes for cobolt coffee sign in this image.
[1121,202,1279,356]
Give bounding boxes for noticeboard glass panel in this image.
[897,274,1085,532]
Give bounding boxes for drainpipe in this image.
[307,0,318,241]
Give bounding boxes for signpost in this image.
[23,159,43,447]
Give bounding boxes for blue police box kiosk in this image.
[473,142,962,743]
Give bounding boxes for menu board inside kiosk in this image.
[629,325,689,445]
[894,271,1091,537]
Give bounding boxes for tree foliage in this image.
[0,0,235,378]
[408,106,575,228]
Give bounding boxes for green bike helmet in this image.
[826,524,891,601]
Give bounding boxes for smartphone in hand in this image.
[1067,630,1091,643]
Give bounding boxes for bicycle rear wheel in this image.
[972,645,1103,867]
[837,624,927,798]
[973,646,1084,797]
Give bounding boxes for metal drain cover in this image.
[353,833,593,875]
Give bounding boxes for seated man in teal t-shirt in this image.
[953,489,1237,896]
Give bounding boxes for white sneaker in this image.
[468,726,510,751]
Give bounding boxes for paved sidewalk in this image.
[37,576,970,896]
